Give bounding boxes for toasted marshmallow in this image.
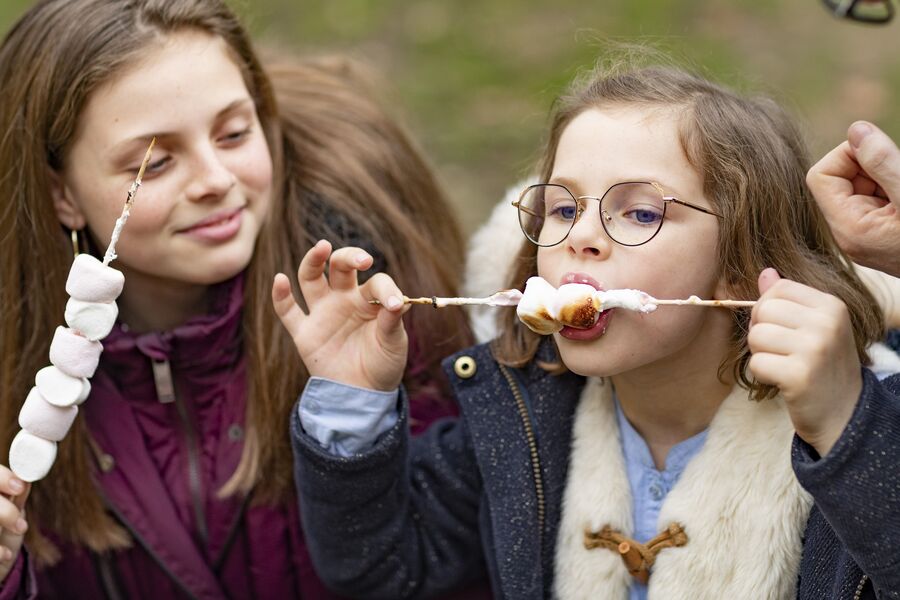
[593,289,657,313]
[9,430,57,482]
[517,277,562,335]
[65,298,118,341]
[552,283,599,329]
[49,326,103,378]
[19,387,78,442]
[65,254,124,303]
[35,365,89,407]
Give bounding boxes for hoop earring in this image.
[71,229,83,258]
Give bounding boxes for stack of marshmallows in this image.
[9,254,123,482]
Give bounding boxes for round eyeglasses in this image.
[512,181,722,248]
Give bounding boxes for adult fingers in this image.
[848,121,900,203]
[327,247,373,292]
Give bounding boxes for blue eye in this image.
[627,208,662,225]
[549,204,577,221]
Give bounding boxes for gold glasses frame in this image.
[512,181,722,248]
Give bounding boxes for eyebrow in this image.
[108,98,255,157]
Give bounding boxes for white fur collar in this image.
[554,378,813,599]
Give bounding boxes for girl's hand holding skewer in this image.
[272,241,409,392]
[0,466,29,582]
[748,268,862,457]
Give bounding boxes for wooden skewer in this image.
[653,297,756,308]
[371,294,756,309]
[102,137,156,266]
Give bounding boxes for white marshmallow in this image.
[35,365,89,407]
[594,289,657,313]
[65,254,124,303]
[516,277,562,335]
[49,326,103,378]
[19,387,78,442]
[65,298,118,341]
[552,283,599,329]
[9,430,57,482]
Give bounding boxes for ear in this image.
[48,168,86,230]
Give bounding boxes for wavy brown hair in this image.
[494,56,884,399]
[0,0,470,563]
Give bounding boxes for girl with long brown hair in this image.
[280,58,900,598]
[0,0,475,597]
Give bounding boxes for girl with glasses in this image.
[279,57,900,599]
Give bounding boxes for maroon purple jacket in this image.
[1,275,485,599]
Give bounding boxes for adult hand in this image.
[0,467,30,583]
[807,121,900,277]
[272,240,409,392]
[748,268,862,457]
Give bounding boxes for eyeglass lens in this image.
[517,182,667,247]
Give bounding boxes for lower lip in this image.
[559,309,613,341]
[180,209,243,243]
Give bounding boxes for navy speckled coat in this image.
[291,340,900,599]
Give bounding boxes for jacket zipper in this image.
[498,364,546,538]
[853,574,868,600]
[153,358,209,548]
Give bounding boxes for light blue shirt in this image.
[298,377,399,456]
[615,398,708,600]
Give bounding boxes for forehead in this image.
[74,30,251,148]
[552,107,701,195]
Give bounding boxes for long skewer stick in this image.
[102,137,156,266]
[371,292,756,309]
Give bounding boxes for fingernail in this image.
[848,121,873,149]
[15,518,27,534]
[386,296,402,310]
[355,254,369,266]
[8,479,23,494]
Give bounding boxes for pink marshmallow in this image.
[19,387,78,442]
[65,298,118,341]
[49,326,103,378]
[65,254,124,303]
[36,365,89,407]
[9,430,57,482]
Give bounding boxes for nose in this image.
[565,198,612,260]
[184,145,236,202]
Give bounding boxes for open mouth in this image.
[557,271,611,340]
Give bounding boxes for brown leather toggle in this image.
[583,522,688,585]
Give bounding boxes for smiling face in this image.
[537,106,733,380]
[53,30,273,296]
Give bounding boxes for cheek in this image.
[234,137,274,195]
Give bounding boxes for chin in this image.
[193,250,254,285]
[555,339,621,378]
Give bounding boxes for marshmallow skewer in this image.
[371,289,754,310]
[9,139,156,483]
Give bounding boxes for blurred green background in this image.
[2,0,899,235]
